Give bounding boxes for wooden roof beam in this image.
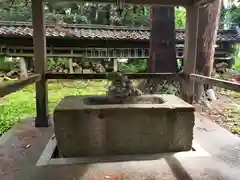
[48,0,218,6]
[47,0,193,6]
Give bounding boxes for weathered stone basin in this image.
[54,95,195,157]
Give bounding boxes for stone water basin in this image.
[54,95,195,157]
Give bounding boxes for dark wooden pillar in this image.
[148,6,178,73]
[180,6,199,104]
[32,0,49,127]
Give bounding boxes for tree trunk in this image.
[148,6,177,73]
[195,0,222,102]
[141,6,177,94]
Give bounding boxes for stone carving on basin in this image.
[53,73,195,157]
[106,72,143,104]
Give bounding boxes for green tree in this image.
[175,7,186,29]
[220,0,240,29]
[0,1,187,28]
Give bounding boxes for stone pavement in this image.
[0,113,240,180]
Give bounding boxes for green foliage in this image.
[62,14,75,24]
[135,14,149,26]
[119,63,139,72]
[0,87,36,134]
[0,0,32,21]
[228,6,240,25]
[233,44,240,73]
[0,57,10,71]
[0,1,187,27]
[0,0,238,29]
[47,58,68,70]
[45,13,63,24]
[231,125,240,135]
[75,15,88,24]
[175,7,186,29]
[221,4,240,28]
[119,59,147,73]
[156,81,180,96]
[234,57,240,73]
[0,57,17,71]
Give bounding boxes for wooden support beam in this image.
[113,59,118,72]
[32,0,49,127]
[46,73,181,80]
[194,0,216,6]
[69,58,74,73]
[180,6,199,104]
[190,74,240,92]
[0,74,41,98]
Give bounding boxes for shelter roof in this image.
[0,21,239,42]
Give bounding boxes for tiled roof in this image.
[0,22,239,42]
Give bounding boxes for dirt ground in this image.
[194,90,240,136]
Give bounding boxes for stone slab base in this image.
[36,136,210,166]
[54,95,195,157]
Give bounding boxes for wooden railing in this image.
[189,74,240,92]
[0,72,180,99]
[0,72,239,129]
[45,72,240,92]
[0,74,41,98]
[1,72,239,100]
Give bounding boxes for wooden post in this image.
[69,58,74,73]
[195,0,221,102]
[19,57,28,79]
[180,6,199,104]
[32,0,49,127]
[113,59,118,72]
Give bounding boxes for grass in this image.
[234,52,240,73]
[225,103,240,134]
[226,92,240,135]
[0,80,107,135]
